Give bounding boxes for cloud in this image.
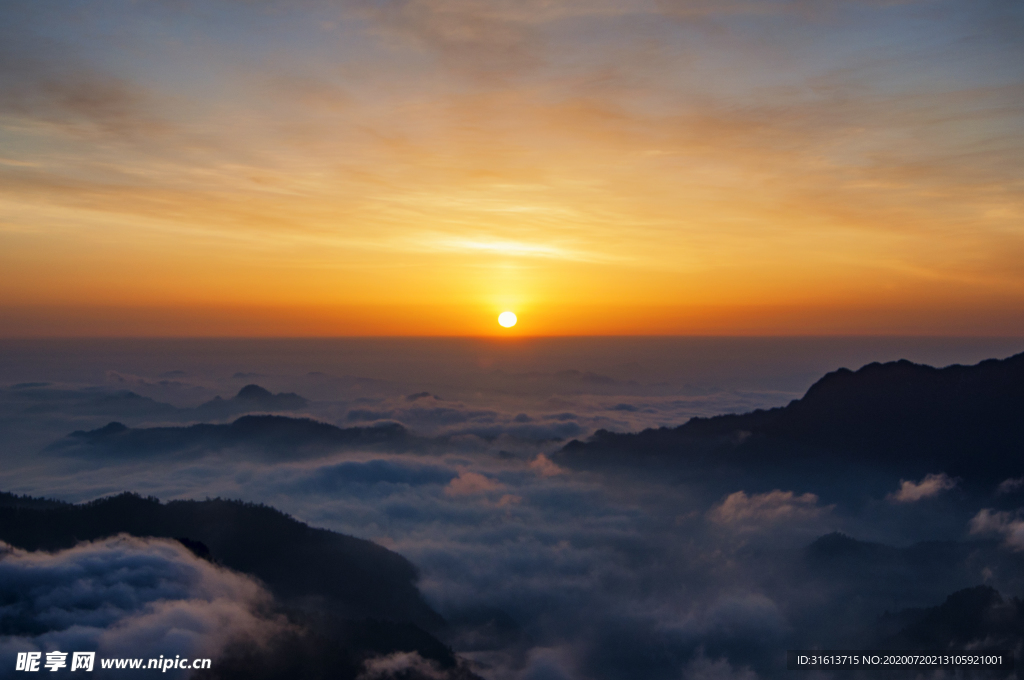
[887,473,957,503]
[357,0,548,81]
[444,471,504,497]
[708,490,829,527]
[682,651,758,680]
[997,477,1024,494]
[358,651,448,680]
[520,646,577,680]
[969,509,1024,550]
[344,398,591,444]
[2,0,1023,340]
[279,459,458,493]
[0,535,285,667]
[0,12,164,138]
[529,454,565,477]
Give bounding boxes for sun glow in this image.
[498,311,517,328]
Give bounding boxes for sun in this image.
[498,311,517,328]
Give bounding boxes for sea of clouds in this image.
[2,338,1024,679]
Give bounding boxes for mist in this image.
[2,337,1024,679]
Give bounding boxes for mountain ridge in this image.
[0,490,482,680]
[51,414,413,458]
[556,352,1024,487]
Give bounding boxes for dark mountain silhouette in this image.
[204,614,481,680]
[192,384,308,420]
[556,352,1024,488]
[0,491,441,628]
[770,533,1024,655]
[804,531,900,563]
[51,414,413,458]
[0,491,479,680]
[800,532,999,602]
[10,385,179,419]
[76,390,180,418]
[8,383,311,424]
[879,585,1024,656]
[0,491,66,511]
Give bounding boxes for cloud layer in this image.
[3,340,1024,679]
[2,0,1023,334]
[0,535,283,677]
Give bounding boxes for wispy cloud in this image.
[888,473,957,503]
[708,490,831,529]
[969,509,1024,551]
[1,0,1022,331]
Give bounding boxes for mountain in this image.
[879,585,1024,652]
[0,491,442,629]
[191,384,309,420]
[0,491,478,679]
[51,414,413,458]
[799,532,1001,610]
[555,352,1024,488]
[5,383,314,425]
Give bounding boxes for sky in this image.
[1,0,1022,336]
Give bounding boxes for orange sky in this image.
[1,0,1022,336]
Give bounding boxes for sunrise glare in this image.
[1,1,1021,336]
